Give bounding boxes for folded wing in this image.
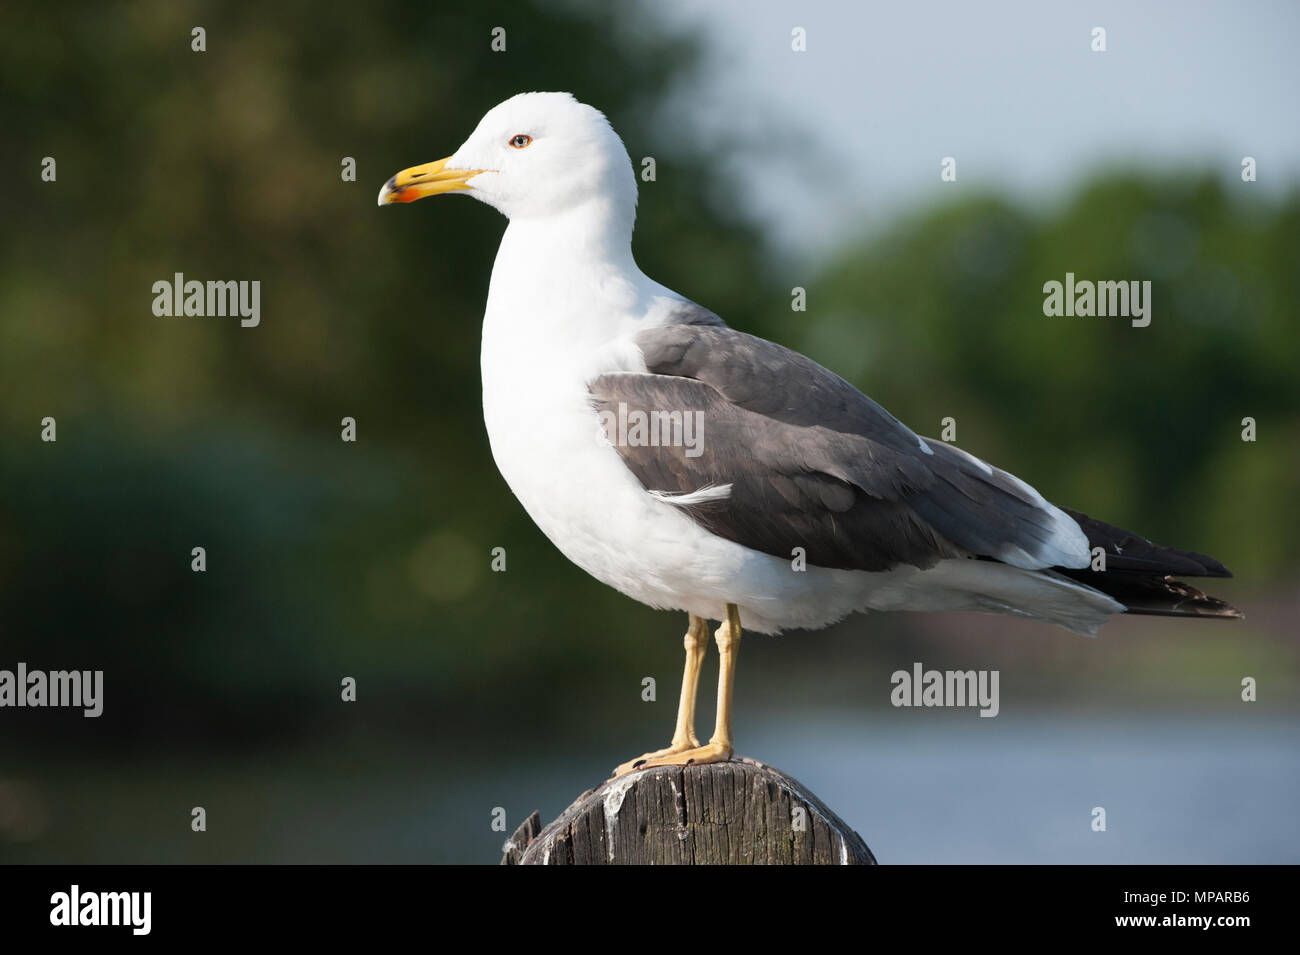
[589,322,1090,574]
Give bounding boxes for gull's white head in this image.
[378,92,637,224]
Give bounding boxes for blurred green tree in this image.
[0,0,772,745]
[799,178,1299,580]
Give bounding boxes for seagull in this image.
[380,92,1241,778]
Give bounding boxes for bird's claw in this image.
[611,737,702,778]
[613,741,733,776]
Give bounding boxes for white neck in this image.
[482,199,654,363]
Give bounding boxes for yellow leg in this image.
[631,603,741,771]
[612,614,709,777]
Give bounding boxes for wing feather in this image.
[589,323,1090,573]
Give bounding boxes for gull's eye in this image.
[509,134,533,149]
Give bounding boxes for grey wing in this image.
[588,322,1089,574]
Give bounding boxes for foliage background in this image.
[0,1,1295,862]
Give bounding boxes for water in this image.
[452,708,1300,864]
[3,709,1296,864]
[743,710,1300,863]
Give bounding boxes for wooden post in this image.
[500,757,876,865]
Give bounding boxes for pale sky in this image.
[657,0,1300,260]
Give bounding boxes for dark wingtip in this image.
[1060,507,1236,579]
[1191,553,1234,579]
[1119,579,1244,619]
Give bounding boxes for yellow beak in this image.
[377,156,486,206]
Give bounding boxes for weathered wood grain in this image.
[501,757,876,865]
[499,810,542,865]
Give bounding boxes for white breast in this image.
[478,244,713,609]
